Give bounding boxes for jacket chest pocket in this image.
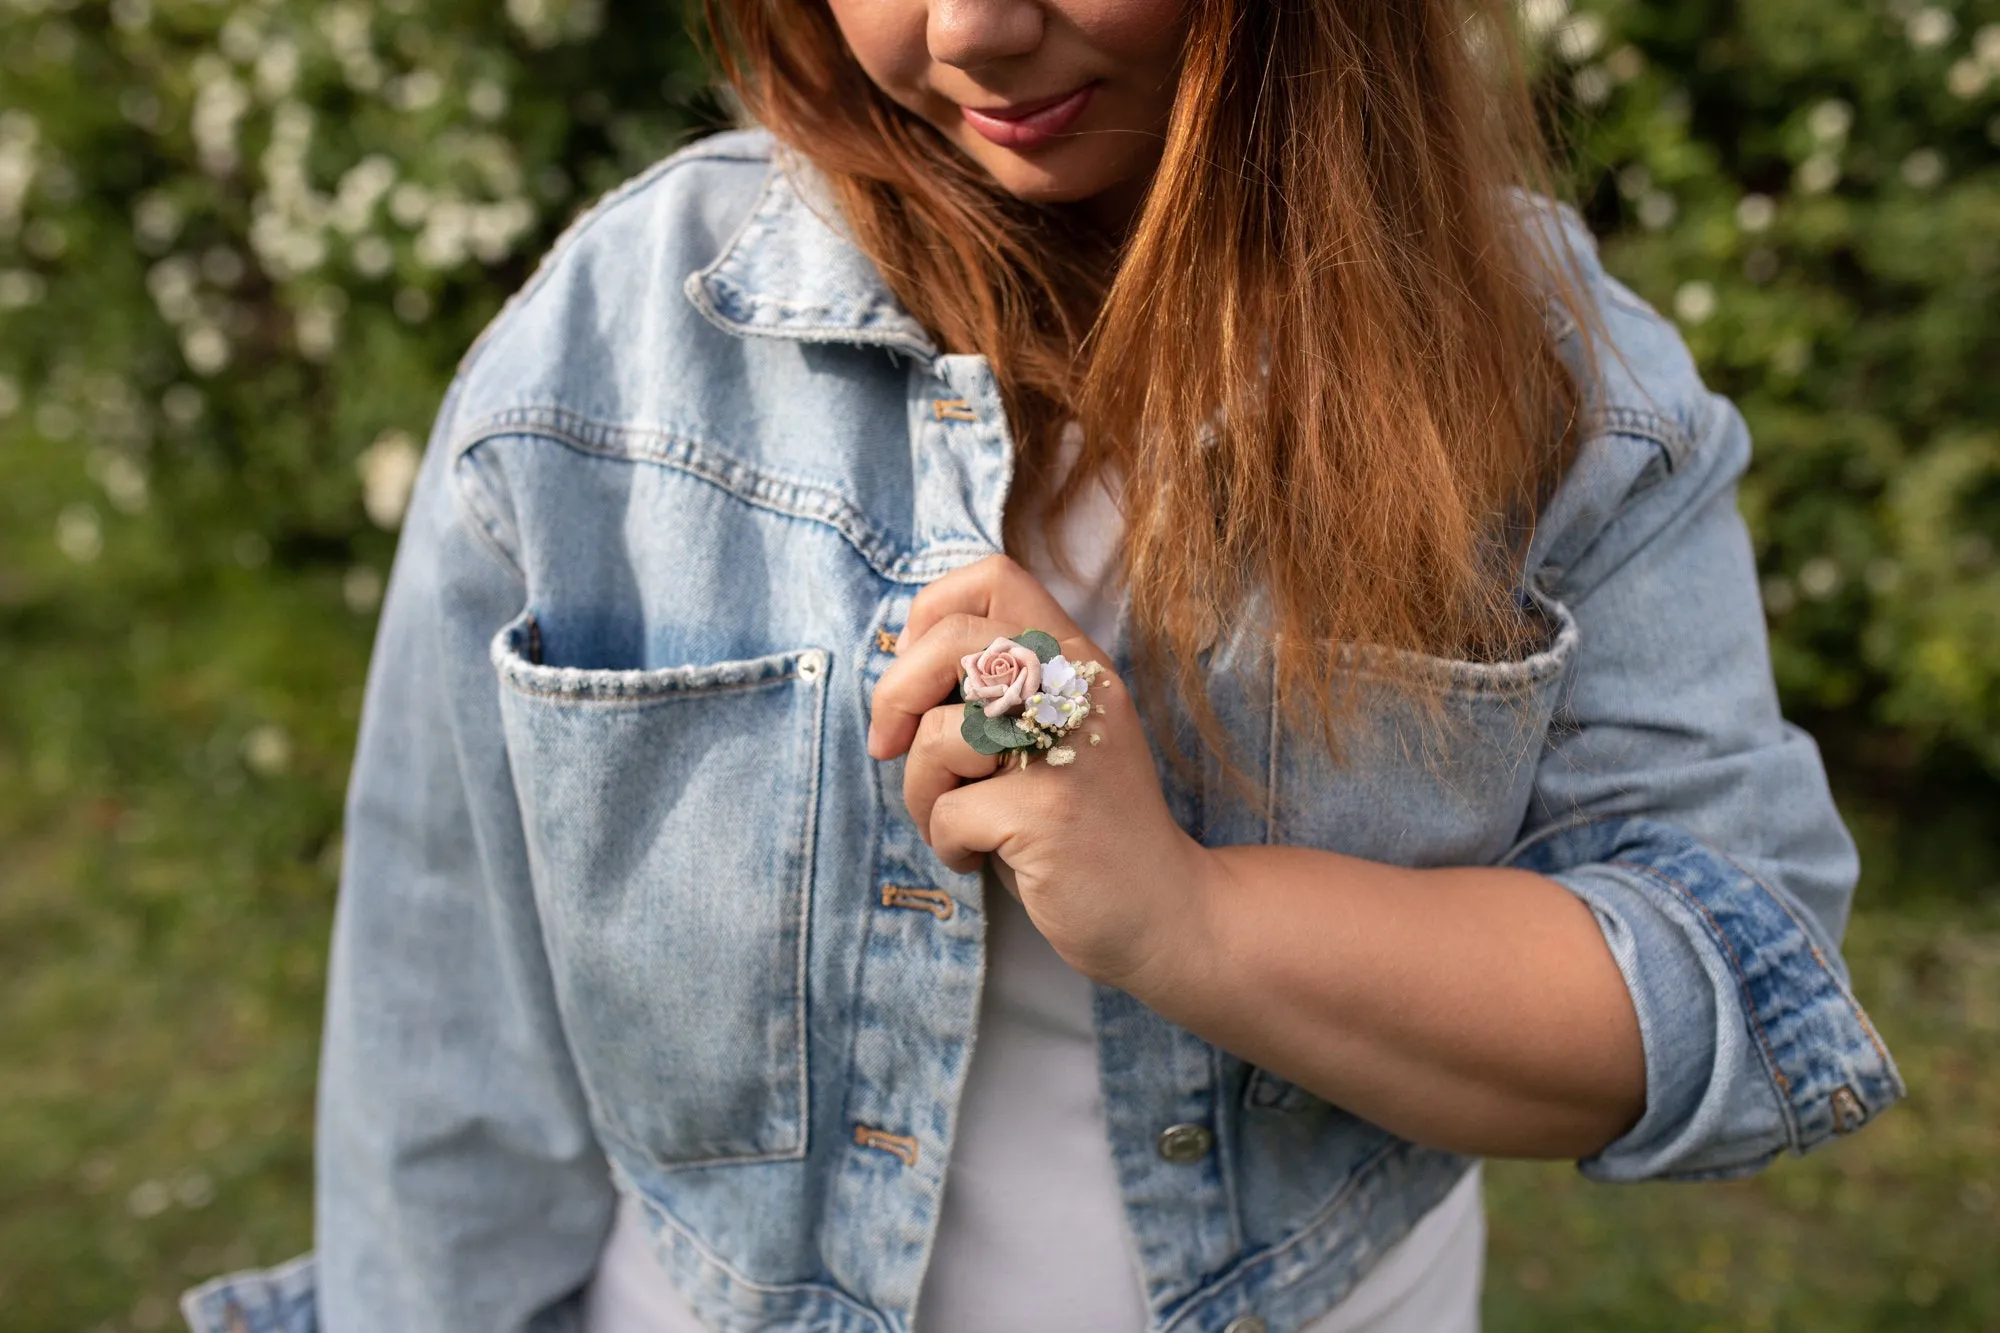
[491,613,828,1167]
[1221,593,1579,1173]
[1263,592,1579,866]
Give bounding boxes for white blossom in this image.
[91,449,150,513]
[343,564,385,613]
[351,234,394,277]
[359,428,421,529]
[190,68,251,176]
[1798,557,1842,600]
[1906,7,1956,49]
[180,323,231,376]
[1736,193,1776,233]
[161,384,204,426]
[1,266,51,307]
[1901,148,1945,189]
[255,38,301,102]
[1807,98,1852,143]
[467,78,508,121]
[132,192,183,252]
[1795,153,1841,195]
[1555,13,1604,62]
[242,724,293,776]
[0,112,38,240]
[1519,0,1569,43]
[1672,280,1717,325]
[56,503,102,563]
[1977,23,2000,70]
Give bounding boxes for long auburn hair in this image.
[701,0,1597,779]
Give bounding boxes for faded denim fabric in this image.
[181,129,1902,1333]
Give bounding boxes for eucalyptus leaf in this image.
[1013,629,1061,663]
[984,713,1037,750]
[962,702,1006,754]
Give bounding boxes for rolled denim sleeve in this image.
[253,373,612,1331]
[1509,379,1903,1182]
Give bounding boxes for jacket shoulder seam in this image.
[449,130,774,388]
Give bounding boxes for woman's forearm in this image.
[1117,844,1648,1160]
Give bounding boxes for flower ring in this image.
[958,629,1107,771]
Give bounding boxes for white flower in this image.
[1736,193,1776,233]
[1555,13,1603,61]
[1029,656,1091,728]
[1907,6,1955,49]
[1673,280,1717,325]
[1796,154,1841,195]
[1901,149,1945,189]
[1520,0,1569,42]
[358,428,421,529]
[1807,98,1853,144]
[1046,747,1077,767]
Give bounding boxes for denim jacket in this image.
[182,128,1903,1333]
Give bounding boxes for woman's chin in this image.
[954,137,1154,211]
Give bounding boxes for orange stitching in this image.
[932,398,977,422]
[881,884,955,920]
[854,1124,920,1167]
[1699,844,1898,1073]
[874,627,900,653]
[1612,859,1793,1098]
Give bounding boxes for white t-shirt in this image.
[582,435,1485,1332]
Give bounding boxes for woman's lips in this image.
[959,84,1096,150]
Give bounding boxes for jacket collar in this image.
[684,150,940,360]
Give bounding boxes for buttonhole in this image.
[881,884,954,920]
[853,1124,920,1167]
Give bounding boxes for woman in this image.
[183,1,1903,1330]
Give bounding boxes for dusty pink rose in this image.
[960,637,1043,717]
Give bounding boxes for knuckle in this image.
[919,704,956,748]
[940,610,986,640]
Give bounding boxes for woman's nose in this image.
[927,0,1045,69]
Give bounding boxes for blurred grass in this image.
[1487,904,2000,1332]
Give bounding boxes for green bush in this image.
[1541,0,2000,776]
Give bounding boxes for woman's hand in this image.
[867,554,1215,990]
[870,557,1644,1159]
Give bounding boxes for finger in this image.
[868,611,1013,760]
[904,702,1007,846]
[928,779,1017,875]
[898,554,1082,655]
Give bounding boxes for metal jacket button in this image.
[1155,1122,1213,1163]
[1223,1317,1267,1333]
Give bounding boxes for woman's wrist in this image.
[1088,832,1232,1004]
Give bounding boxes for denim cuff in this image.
[180,1253,318,1333]
[1507,816,1904,1182]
